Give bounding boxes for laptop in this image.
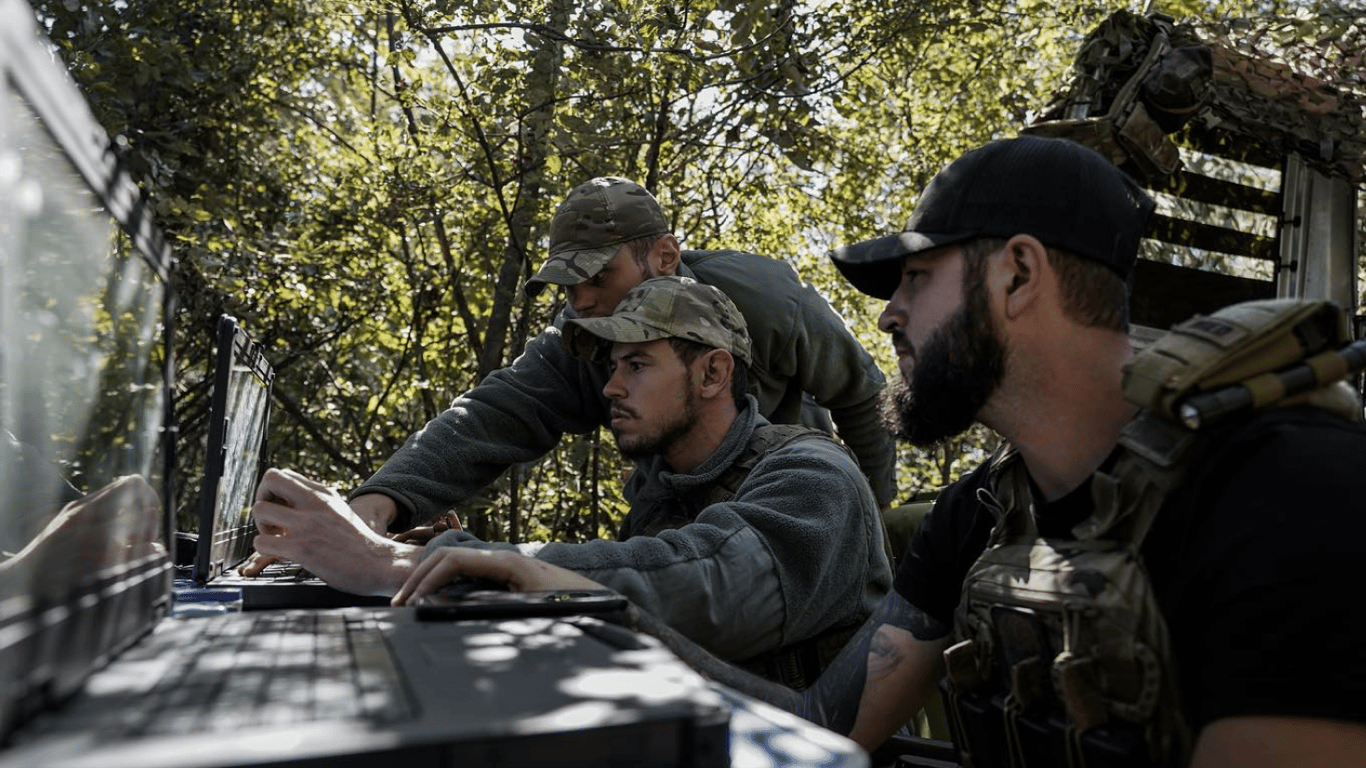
[0,0,176,742]
[0,5,738,765]
[188,314,388,609]
[3,601,740,768]
[189,314,273,587]
[188,311,398,604]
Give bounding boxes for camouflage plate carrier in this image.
[940,299,1366,767]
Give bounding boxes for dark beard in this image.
[614,382,699,461]
[883,282,1005,447]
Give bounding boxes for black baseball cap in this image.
[830,136,1156,299]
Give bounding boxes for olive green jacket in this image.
[354,248,895,524]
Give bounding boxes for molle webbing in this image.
[944,435,1193,768]
[943,299,1365,767]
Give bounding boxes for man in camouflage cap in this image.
[523,176,675,302]
[560,275,753,367]
[332,176,895,542]
[252,276,893,685]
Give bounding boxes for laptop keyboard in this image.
[43,611,412,738]
[250,560,309,581]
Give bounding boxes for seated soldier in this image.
[252,276,892,685]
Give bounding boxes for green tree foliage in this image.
[27,0,1365,538]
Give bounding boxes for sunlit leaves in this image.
[31,0,1365,534]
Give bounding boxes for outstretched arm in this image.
[352,321,610,528]
[393,546,604,602]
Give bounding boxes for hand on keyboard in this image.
[250,468,422,596]
[391,547,606,606]
[237,551,286,577]
[435,576,510,600]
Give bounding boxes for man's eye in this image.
[903,269,923,283]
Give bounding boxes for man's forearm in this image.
[251,469,425,596]
[353,325,611,526]
[797,591,947,737]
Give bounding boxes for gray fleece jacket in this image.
[355,249,895,523]
[425,397,893,661]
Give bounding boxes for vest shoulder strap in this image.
[704,423,842,508]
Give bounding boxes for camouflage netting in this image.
[1034,8,1366,181]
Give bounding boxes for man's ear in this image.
[697,349,735,399]
[999,234,1048,319]
[652,235,681,276]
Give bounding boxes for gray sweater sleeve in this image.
[352,317,609,528]
[432,437,893,662]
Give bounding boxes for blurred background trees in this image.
[26,0,1364,540]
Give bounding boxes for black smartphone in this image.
[414,588,629,621]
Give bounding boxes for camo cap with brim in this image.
[563,276,752,366]
[524,177,671,299]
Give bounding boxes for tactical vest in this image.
[940,299,1365,768]
[619,423,867,690]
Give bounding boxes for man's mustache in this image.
[890,329,915,359]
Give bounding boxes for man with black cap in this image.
[251,276,892,686]
[814,134,1366,764]
[438,136,1366,765]
[336,176,896,539]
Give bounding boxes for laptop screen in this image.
[194,315,274,583]
[0,1,173,736]
[0,67,171,571]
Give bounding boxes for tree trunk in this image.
[475,2,569,380]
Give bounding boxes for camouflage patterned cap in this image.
[563,276,752,366]
[524,177,671,299]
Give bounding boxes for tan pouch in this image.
[1123,299,1352,422]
